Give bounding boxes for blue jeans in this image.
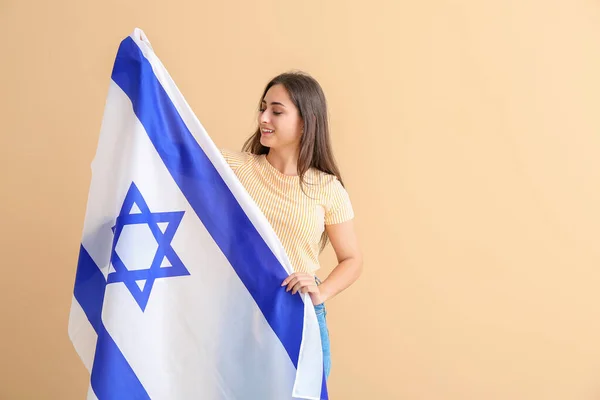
[314,278,331,379]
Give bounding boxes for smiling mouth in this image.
[261,128,274,135]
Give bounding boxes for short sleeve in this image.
[220,149,251,172]
[324,177,355,225]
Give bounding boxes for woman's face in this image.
[258,84,303,152]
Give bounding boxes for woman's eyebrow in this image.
[261,100,286,108]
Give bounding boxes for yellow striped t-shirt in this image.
[220,149,354,274]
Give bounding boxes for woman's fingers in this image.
[292,281,318,295]
[281,272,300,287]
[282,273,318,295]
[285,274,311,291]
[291,281,303,295]
[292,281,317,295]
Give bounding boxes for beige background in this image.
[2,0,600,399]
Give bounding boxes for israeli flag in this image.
[68,28,328,400]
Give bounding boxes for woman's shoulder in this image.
[309,169,343,188]
[308,170,354,224]
[219,149,256,170]
[306,169,350,200]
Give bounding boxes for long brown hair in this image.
[242,71,344,251]
[242,71,344,189]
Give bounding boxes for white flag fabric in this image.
[68,28,328,400]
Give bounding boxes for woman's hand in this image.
[281,273,324,306]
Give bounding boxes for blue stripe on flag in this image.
[74,245,151,399]
[321,370,328,399]
[111,37,305,369]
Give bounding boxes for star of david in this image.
[107,182,190,311]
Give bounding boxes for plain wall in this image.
[2,0,600,398]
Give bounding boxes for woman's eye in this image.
[258,108,281,115]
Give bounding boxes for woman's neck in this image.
[265,148,299,176]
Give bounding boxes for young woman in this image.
[220,71,362,378]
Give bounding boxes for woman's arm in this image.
[314,219,363,303]
[282,219,363,305]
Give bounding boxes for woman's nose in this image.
[260,111,270,124]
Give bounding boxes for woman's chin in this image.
[260,136,274,148]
